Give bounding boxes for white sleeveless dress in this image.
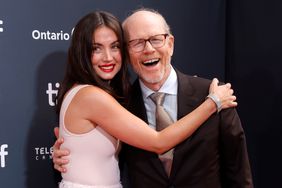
[59,85,122,188]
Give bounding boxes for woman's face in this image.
[91,26,122,80]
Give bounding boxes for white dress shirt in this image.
[139,66,178,129]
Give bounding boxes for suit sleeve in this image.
[219,108,254,188]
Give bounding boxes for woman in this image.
[55,11,237,188]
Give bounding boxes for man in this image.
[120,8,253,188]
[53,8,253,188]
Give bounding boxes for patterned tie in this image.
[150,92,174,176]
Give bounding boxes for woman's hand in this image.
[208,78,237,112]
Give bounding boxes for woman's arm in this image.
[70,79,236,154]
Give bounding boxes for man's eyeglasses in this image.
[128,34,169,52]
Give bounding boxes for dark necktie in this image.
[150,92,174,176]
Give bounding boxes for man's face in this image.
[124,11,174,90]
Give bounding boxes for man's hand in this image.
[52,127,70,173]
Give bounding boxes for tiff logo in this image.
[0,20,3,32]
[0,144,8,168]
[46,82,60,106]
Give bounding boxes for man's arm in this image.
[52,127,70,173]
[219,109,253,188]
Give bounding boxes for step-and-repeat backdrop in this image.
[0,0,281,187]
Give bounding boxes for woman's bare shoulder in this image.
[73,85,115,105]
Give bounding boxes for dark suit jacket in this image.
[120,70,253,188]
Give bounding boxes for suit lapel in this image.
[176,71,200,119]
[170,70,201,180]
[129,80,148,122]
[130,80,168,178]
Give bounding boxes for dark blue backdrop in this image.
[0,0,281,187]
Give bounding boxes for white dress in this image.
[59,85,122,188]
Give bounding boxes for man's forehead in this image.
[126,16,164,36]
[126,11,161,24]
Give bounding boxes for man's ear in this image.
[168,34,174,56]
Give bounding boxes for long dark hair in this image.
[56,11,130,113]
